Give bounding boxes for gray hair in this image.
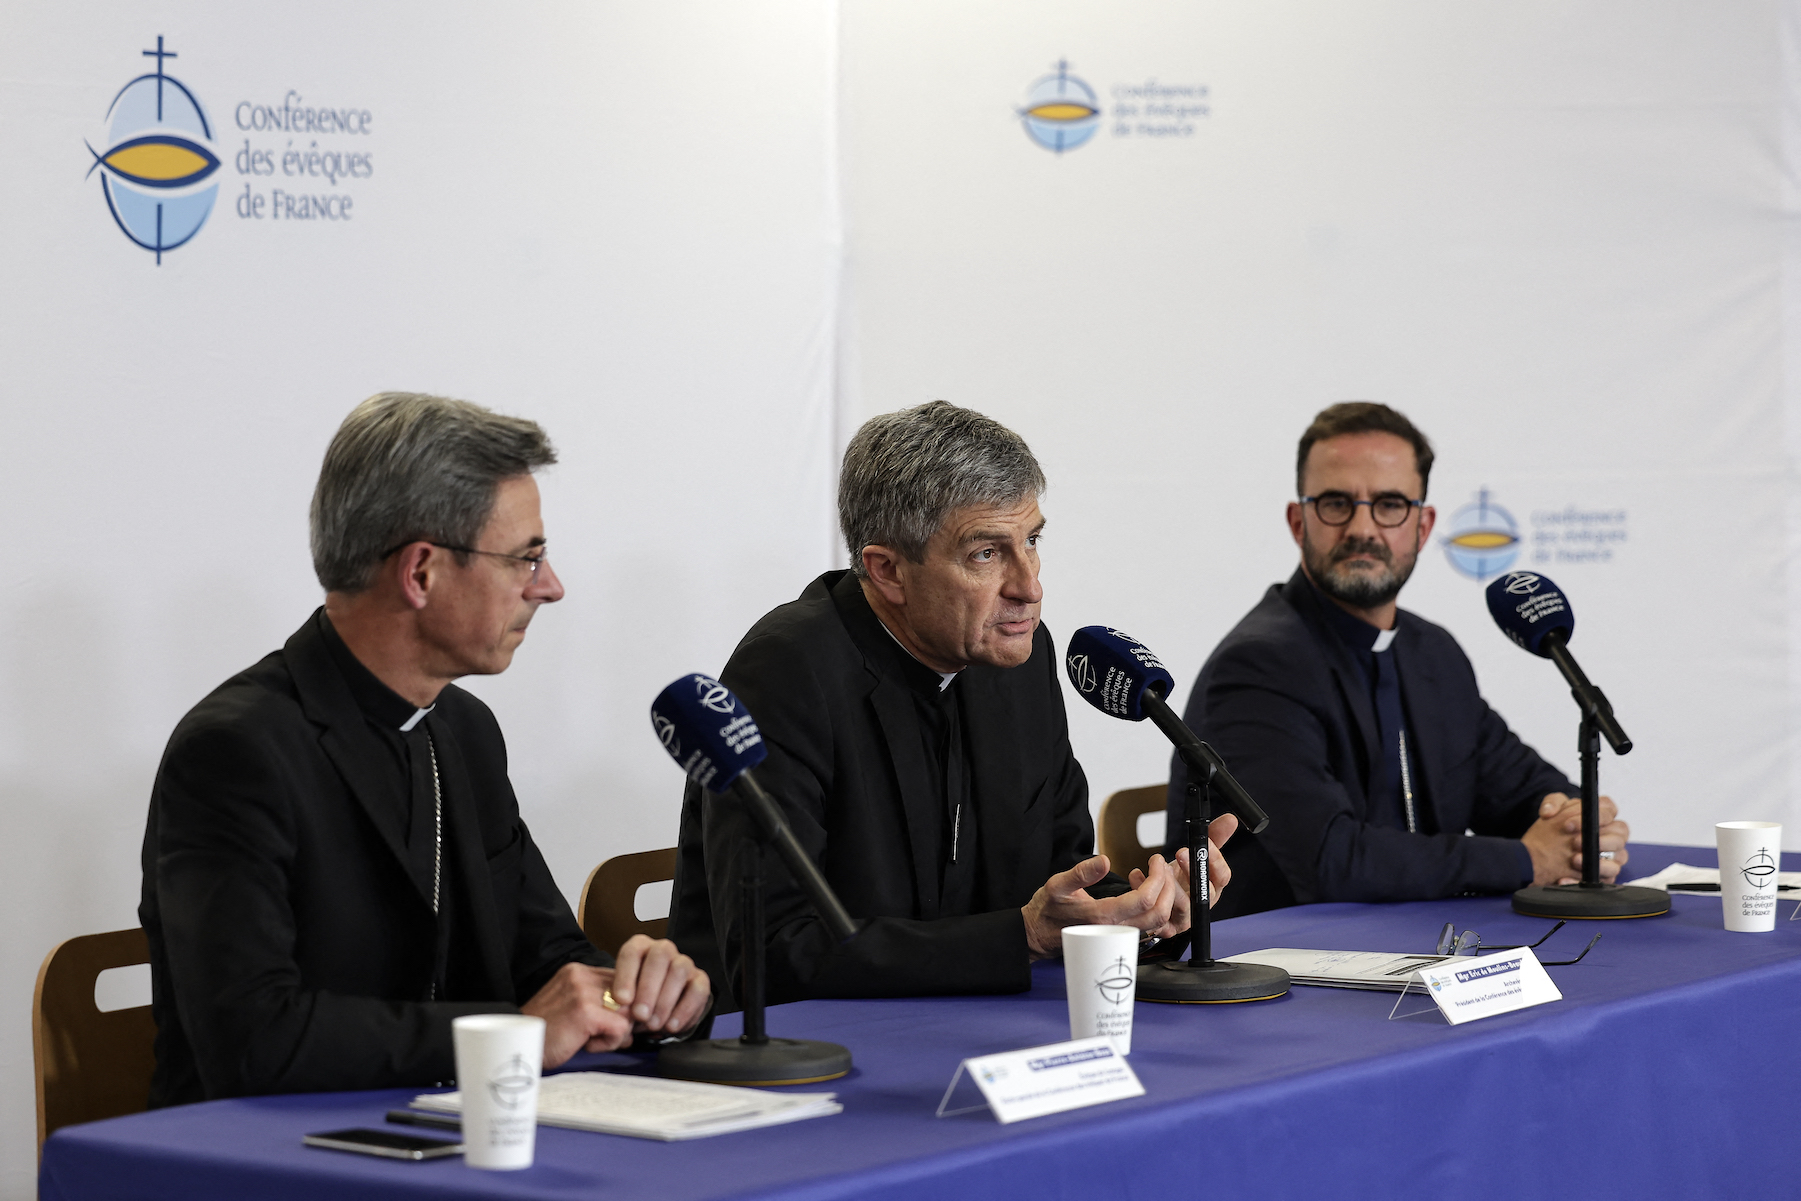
[838,400,1046,577]
[309,392,557,593]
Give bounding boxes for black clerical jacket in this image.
[1168,571,1575,916]
[671,571,1118,1007]
[139,612,604,1105]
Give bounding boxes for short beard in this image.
[1304,535,1416,611]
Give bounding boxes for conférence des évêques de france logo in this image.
[86,38,220,264]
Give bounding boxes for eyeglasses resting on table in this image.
[1432,919,1601,967]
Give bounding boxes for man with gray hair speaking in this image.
[671,401,1236,1004]
[139,393,709,1105]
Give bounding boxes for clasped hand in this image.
[521,935,711,1069]
[1521,792,1629,885]
[1021,813,1238,960]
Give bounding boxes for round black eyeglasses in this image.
[1300,494,1424,528]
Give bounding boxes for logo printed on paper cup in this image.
[487,1054,536,1110]
[1096,956,1134,1005]
[1742,848,1778,891]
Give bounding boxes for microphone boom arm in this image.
[732,772,861,943]
[1141,686,1270,834]
[1542,630,1631,754]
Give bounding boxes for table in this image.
[40,844,1801,1201]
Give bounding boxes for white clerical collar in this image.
[1371,628,1397,653]
[878,619,959,691]
[398,705,435,732]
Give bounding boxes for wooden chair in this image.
[579,847,679,957]
[1098,784,1169,880]
[34,927,157,1153]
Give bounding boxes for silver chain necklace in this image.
[425,731,442,915]
[425,729,443,1002]
[1399,728,1417,834]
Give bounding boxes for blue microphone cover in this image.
[650,674,767,791]
[1064,626,1177,721]
[1485,570,1575,657]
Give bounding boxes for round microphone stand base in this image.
[657,1037,852,1087]
[1511,882,1669,919]
[1137,959,1290,1004]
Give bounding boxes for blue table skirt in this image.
[41,844,1801,1201]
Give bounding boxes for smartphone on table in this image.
[303,1127,463,1160]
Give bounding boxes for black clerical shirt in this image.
[318,612,471,1001]
[1308,584,1426,834]
[1308,582,1537,884]
[864,617,982,919]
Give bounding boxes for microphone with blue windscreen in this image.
[649,675,859,1084]
[649,675,857,943]
[651,673,769,792]
[1485,569,1575,658]
[1483,572,1626,753]
[1063,626,1289,1003]
[1481,572,1665,920]
[1064,626,1268,832]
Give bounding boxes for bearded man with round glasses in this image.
[1165,402,1631,916]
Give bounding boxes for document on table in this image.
[1219,947,1456,991]
[1625,862,1801,893]
[412,1072,841,1142]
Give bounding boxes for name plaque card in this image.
[1391,947,1562,1026]
[936,1037,1144,1124]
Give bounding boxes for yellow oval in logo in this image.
[1027,103,1097,122]
[1451,531,1518,550]
[105,141,211,181]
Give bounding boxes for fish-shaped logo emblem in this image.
[86,38,220,262]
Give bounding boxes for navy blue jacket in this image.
[1167,571,1573,917]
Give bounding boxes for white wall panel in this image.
[836,0,1789,850]
[0,4,836,1193]
[2,3,1796,1196]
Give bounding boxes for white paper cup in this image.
[1717,822,1783,933]
[1063,925,1139,1054]
[452,1014,545,1169]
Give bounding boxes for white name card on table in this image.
[936,1037,1144,1125]
[1389,947,1562,1026]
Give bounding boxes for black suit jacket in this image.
[139,612,604,1105]
[1167,571,1574,917]
[671,571,1118,1007]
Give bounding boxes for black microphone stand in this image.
[1135,689,1290,1003]
[659,774,859,1084]
[1511,631,1667,919]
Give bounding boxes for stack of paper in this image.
[412,1072,841,1142]
[1220,948,1453,991]
[1624,862,1801,893]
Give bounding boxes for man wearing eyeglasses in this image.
[138,393,710,1106]
[1166,402,1630,916]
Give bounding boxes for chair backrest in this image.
[1098,784,1169,880]
[34,927,156,1153]
[579,847,679,957]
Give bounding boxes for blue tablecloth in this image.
[41,844,1801,1201]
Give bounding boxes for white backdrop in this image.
[3,2,1799,1196]
[837,0,1797,855]
[0,4,839,1193]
